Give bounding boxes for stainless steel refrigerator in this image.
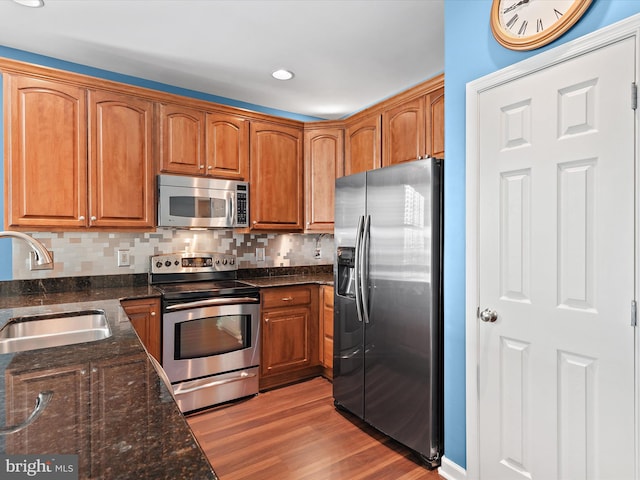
[333,158,443,468]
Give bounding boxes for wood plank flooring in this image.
[187,377,443,480]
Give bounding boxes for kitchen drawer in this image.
[262,286,313,309]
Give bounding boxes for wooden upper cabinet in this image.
[304,126,344,233]
[344,113,381,176]
[5,75,88,229]
[159,104,249,180]
[205,113,249,180]
[159,103,205,175]
[250,121,303,231]
[382,96,426,167]
[89,90,154,229]
[426,86,444,159]
[4,73,154,230]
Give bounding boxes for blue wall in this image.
[443,0,640,469]
[0,45,322,281]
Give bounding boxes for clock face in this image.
[491,0,592,50]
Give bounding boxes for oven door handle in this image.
[173,371,257,396]
[165,296,259,311]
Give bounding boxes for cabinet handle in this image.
[0,391,53,435]
[281,297,293,301]
[79,216,85,221]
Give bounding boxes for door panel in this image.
[478,37,635,480]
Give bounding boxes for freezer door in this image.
[363,159,443,460]
[333,172,366,418]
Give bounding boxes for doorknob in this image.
[479,308,498,323]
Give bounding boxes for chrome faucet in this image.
[0,231,54,269]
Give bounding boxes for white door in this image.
[478,37,636,480]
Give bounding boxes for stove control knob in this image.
[165,260,172,267]
[229,258,235,265]
[155,261,163,269]
[174,260,180,266]
[215,258,221,265]
[222,258,228,265]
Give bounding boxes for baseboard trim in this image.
[438,456,467,480]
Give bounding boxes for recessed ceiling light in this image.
[13,0,45,7]
[272,69,294,81]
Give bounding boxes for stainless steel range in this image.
[149,252,260,414]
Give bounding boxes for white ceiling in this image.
[0,0,444,120]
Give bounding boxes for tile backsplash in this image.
[12,229,334,280]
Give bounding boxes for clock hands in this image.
[502,0,530,14]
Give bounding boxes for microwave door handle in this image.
[227,191,234,226]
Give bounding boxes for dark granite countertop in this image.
[241,272,334,288]
[0,298,217,480]
[0,266,335,479]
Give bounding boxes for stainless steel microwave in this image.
[157,174,249,228]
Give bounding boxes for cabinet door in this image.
[425,86,444,159]
[205,112,249,180]
[250,121,303,231]
[304,127,344,233]
[5,363,91,474]
[5,74,88,228]
[382,96,425,167]
[89,90,155,229]
[121,297,162,362]
[159,103,206,175]
[91,354,150,479]
[262,306,312,376]
[344,113,381,175]
[321,285,334,370]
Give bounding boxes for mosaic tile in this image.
[11,229,334,280]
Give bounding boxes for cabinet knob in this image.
[80,369,86,375]
[79,216,85,221]
[252,220,257,225]
[199,164,205,169]
[90,216,97,222]
[150,311,156,316]
[207,166,213,170]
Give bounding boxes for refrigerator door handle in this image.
[354,215,365,323]
[360,215,371,324]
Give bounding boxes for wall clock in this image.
[490,0,592,51]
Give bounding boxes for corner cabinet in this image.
[260,285,320,390]
[4,74,154,230]
[344,113,381,176]
[250,121,304,231]
[304,125,344,233]
[159,103,249,181]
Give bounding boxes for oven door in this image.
[162,298,260,383]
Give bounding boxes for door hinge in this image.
[632,83,638,110]
[631,300,637,327]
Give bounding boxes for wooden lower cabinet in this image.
[5,354,152,479]
[319,285,334,378]
[121,297,161,362]
[260,285,320,390]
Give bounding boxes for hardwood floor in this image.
[187,377,443,480]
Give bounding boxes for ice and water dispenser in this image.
[336,247,356,298]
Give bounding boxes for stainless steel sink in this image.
[0,310,112,353]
